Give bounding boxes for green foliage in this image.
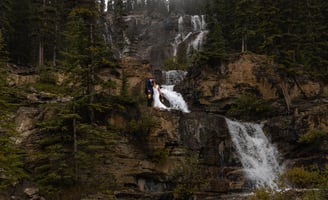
[176,41,189,68]
[301,190,326,200]
[163,57,188,70]
[0,37,26,191]
[203,0,328,78]
[227,92,273,119]
[125,114,164,160]
[298,129,328,144]
[126,115,158,137]
[0,128,26,191]
[281,166,327,188]
[171,154,207,200]
[0,32,8,64]
[200,12,227,66]
[32,102,118,198]
[248,188,271,200]
[38,68,57,85]
[248,165,328,200]
[33,105,77,196]
[163,57,177,70]
[148,148,168,164]
[248,187,326,200]
[120,70,128,98]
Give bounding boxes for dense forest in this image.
[0,0,328,199]
[1,0,327,78]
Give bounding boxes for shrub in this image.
[248,188,271,200]
[170,154,207,200]
[281,166,323,188]
[298,128,328,144]
[227,92,273,119]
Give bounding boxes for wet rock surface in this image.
[10,55,328,199]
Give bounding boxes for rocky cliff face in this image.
[179,53,328,163]
[12,54,328,199]
[106,9,207,70]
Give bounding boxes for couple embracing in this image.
[145,78,167,109]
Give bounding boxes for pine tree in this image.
[202,17,227,66]
[0,32,25,194]
[299,0,328,80]
[0,32,8,64]
[112,0,127,56]
[30,0,66,68]
[0,0,12,35]
[7,0,33,65]
[255,0,280,55]
[198,0,227,66]
[234,0,258,53]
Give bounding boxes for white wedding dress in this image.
[153,85,167,109]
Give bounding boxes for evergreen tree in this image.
[234,0,257,52]
[0,32,25,195]
[202,16,227,66]
[255,0,280,55]
[112,0,127,56]
[30,0,70,68]
[197,0,227,66]
[57,1,116,193]
[8,0,33,65]
[299,0,328,80]
[0,0,12,36]
[0,32,8,63]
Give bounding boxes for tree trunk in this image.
[89,24,95,123]
[73,104,77,154]
[38,0,46,67]
[242,33,247,52]
[73,103,78,181]
[53,24,58,66]
[279,80,292,113]
[38,39,44,66]
[242,35,245,52]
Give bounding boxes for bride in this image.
[152,80,168,110]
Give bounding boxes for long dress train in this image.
[153,85,167,109]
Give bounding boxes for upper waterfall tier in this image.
[105,3,207,69]
[162,70,187,85]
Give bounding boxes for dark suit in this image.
[145,79,154,107]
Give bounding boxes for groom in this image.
[145,78,154,107]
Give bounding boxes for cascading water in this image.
[191,15,202,31]
[172,16,184,57]
[189,15,208,52]
[162,70,187,85]
[161,86,190,113]
[160,70,190,113]
[225,118,284,189]
[172,15,208,57]
[191,31,207,50]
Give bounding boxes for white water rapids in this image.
[225,118,284,189]
[159,70,190,113]
[161,85,190,113]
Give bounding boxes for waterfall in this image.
[162,70,187,85]
[178,16,184,36]
[172,16,184,57]
[165,0,170,12]
[191,15,202,32]
[172,15,208,56]
[191,30,208,50]
[160,70,190,113]
[225,118,283,189]
[189,15,207,51]
[161,85,190,113]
